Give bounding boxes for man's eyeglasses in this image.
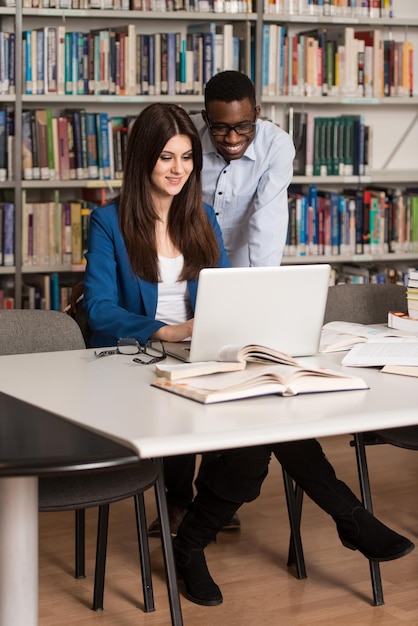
[209,122,256,137]
[94,337,166,365]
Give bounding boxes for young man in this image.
[147,71,295,537]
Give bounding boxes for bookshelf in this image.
[1,0,418,308]
[260,0,418,284]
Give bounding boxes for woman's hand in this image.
[152,319,194,343]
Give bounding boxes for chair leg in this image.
[134,493,155,612]
[75,509,86,579]
[92,504,110,611]
[153,458,183,626]
[282,469,307,580]
[353,433,384,606]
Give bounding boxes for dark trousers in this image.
[174,439,362,552]
[165,440,358,514]
[163,454,196,508]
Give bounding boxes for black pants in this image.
[165,439,359,516]
[174,439,362,552]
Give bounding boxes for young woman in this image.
[83,103,230,347]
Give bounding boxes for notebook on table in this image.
[164,264,331,363]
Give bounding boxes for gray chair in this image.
[0,309,156,612]
[286,283,418,606]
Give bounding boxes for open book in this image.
[153,350,368,404]
[155,344,299,381]
[342,337,418,367]
[320,321,413,353]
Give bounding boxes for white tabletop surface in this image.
[0,349,417,459]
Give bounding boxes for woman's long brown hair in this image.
[119,103,220,283]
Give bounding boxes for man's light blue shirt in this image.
[191,113,295,267]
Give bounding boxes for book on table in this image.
[319,321,414,353]
[342,337,418,367]
[387,311,418,333]
[151,344,368,404]
[381,364,418,378]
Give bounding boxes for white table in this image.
[0,348,417,626]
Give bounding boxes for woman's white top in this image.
[156,254,192,324]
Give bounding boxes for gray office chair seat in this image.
[39,464,157,511]
[0,310,156,612]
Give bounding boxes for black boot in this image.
[335,506,415,562]
[173,543,223,606]
[173,484,240,605]
[274,439,415,561]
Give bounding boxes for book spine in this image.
[95,112,110,180]
[36,109,49,180]
[22,110,33,180]
[30,109,40,180]
[86,112,98,179]
[70,201,82,265]
[0,109,6,182]
[2,202,14,267]
[8,33,15,95]
[62,202,72,264]
[45,27,57,93]
[36,29,45,94]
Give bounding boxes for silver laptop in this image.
[164,264,331,362]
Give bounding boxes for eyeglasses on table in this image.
[94,337,167,365]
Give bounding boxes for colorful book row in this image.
[21,109,135,182]
[265,0,393,18]
[284,185,418,258]
[288,110,371,177]
[21,192,95,267]
[0,31,16,96]
[262,24,413,98]
[18,0,253,11]
[22,23,252,97]
[22,273,76,312]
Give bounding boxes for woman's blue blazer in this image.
[84,201,230,347]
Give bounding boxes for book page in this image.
[218,344,300,366]
[342,337,418,367]
[320,321,413,353]
[153,362,368,404]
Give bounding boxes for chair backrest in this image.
[0,310,86,355]
[323,283,407,325]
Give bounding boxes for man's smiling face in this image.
[204,98,260,163]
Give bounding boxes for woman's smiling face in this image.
[150,134,194,203]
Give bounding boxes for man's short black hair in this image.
[204,71,256,108]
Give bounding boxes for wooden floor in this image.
[39,434,418,625]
